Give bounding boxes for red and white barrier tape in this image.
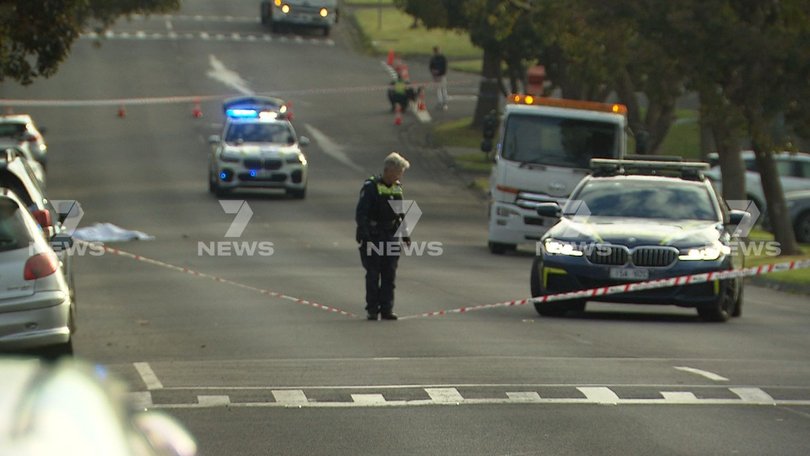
[100,245,357,318]
[402,259,810,320]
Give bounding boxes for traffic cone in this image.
[117,104,126,118]
[386,49,395,66]
[417,86,426,111]
[192,98,203,118]
[393,104,402,126]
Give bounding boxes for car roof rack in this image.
[591,157,709,180]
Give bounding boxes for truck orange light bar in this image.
[509,94,627,115]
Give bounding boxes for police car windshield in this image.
[502,114,618,168]
[572,179,718,221]
[225,122,294,144]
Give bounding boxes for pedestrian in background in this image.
[429,46,448,110]
[355,152,411,321]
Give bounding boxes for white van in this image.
[483,96,628,254]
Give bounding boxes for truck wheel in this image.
[488,241,515,255]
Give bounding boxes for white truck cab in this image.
[483,95,628,254]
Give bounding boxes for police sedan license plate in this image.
[610,268,649,281]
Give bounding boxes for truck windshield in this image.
[502,114,618,168]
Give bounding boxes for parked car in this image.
[786,190,810,243]
[0,142,46,187]
[0,114,48,168]
[705,151,810,213]
[0,357,197,455]
[0,189,74,355]
[532,158,747,322]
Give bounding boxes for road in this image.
[2,1,809,454]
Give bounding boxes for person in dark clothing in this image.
[386,75,415,112]
[428,45,448,110]
[356,152,411,320]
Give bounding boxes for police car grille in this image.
[244,159,262,169]
[263,159,283,170]
[586,246,628,265]
[632,247,677,267]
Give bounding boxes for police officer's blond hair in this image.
[384,152,410,171]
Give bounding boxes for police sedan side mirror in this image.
[728,209,751,227]
[298,136,311,147]
[208,135,220,145]
[536,203,561,218]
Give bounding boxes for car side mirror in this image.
[728,209,751,227]
[298,136,311,147]
[208,135,221,145]
[536,203,561,218]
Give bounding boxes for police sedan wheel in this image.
[530,257,585,317]
[697,281,734,322]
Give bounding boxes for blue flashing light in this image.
[226,108,259,118]
[249,170,257,177]
[219,172,228,180]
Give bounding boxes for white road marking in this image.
[272,389,308,405]
[674,366,729,382]
[578,387,620,405]
[136,31,146,39]
[133,362,163,390]
[425,387,464,403]
[506,392,542,402]
[660,392,699,403]
[200,32,209,40]
[730,387,775,404]
[127,391,154,409]
[304,124,364,172]
[352,394,387,404]
[207,54,253,95]
[197,395,231,406]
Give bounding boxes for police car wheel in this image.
[530,257,584,317]
[697,281,734,322]
[731,282,743,317]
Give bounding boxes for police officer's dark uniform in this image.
[356,175,409,320]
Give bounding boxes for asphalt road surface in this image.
[2,1,809,455]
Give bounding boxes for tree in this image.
[0,0,179,85]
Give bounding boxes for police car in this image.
[531,158,749,322]
[208,96,309,198]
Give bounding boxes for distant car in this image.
[0,142,46,187]
[531,158,747,322]
[208,96,310,198]
[0,358,197,455]
[0,114,48,168]
[705,151,810,213]
[786,190,810,243]
[0,189,74,355]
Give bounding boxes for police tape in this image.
[98,244,357,318]
[403,259,810,320]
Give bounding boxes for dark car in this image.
[786,189,810,243]
[530,158,748,322]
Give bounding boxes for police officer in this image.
[356,152,411,320]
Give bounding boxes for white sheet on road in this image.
[72,223,154,242]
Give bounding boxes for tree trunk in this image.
[473,46,502,128]
[749,119,801,255]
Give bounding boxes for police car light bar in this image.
[222,95,289,119]
[591,158,709,173]
[509,94,628,115]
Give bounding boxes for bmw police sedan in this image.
[530,158,749,322]
[208,96,309,198]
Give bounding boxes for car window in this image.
[798,161,810,179]
[776,159,795,177]
[0,199,34,252]
[0,123,25,138]
[0,171,34,206]
[743,158,757,172]
[573,179,718,221]
[225,123,294,144]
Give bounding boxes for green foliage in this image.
[0,0,179,84]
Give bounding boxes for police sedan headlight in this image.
[543,239,584,257]
[220,150,240,163]
[678,242,731,261]
[285,153,306,165]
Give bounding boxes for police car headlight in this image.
[543,238,583,257]
[220,151,240,163]
[678,242,730,261]
[285,153,306,165]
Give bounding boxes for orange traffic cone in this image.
[393,104,402,126]
[386,49,395,66]
[117,104,126,118]
[417,87,426,111]
[192,98,203,118]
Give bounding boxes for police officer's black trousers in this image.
[359,242,400,315]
